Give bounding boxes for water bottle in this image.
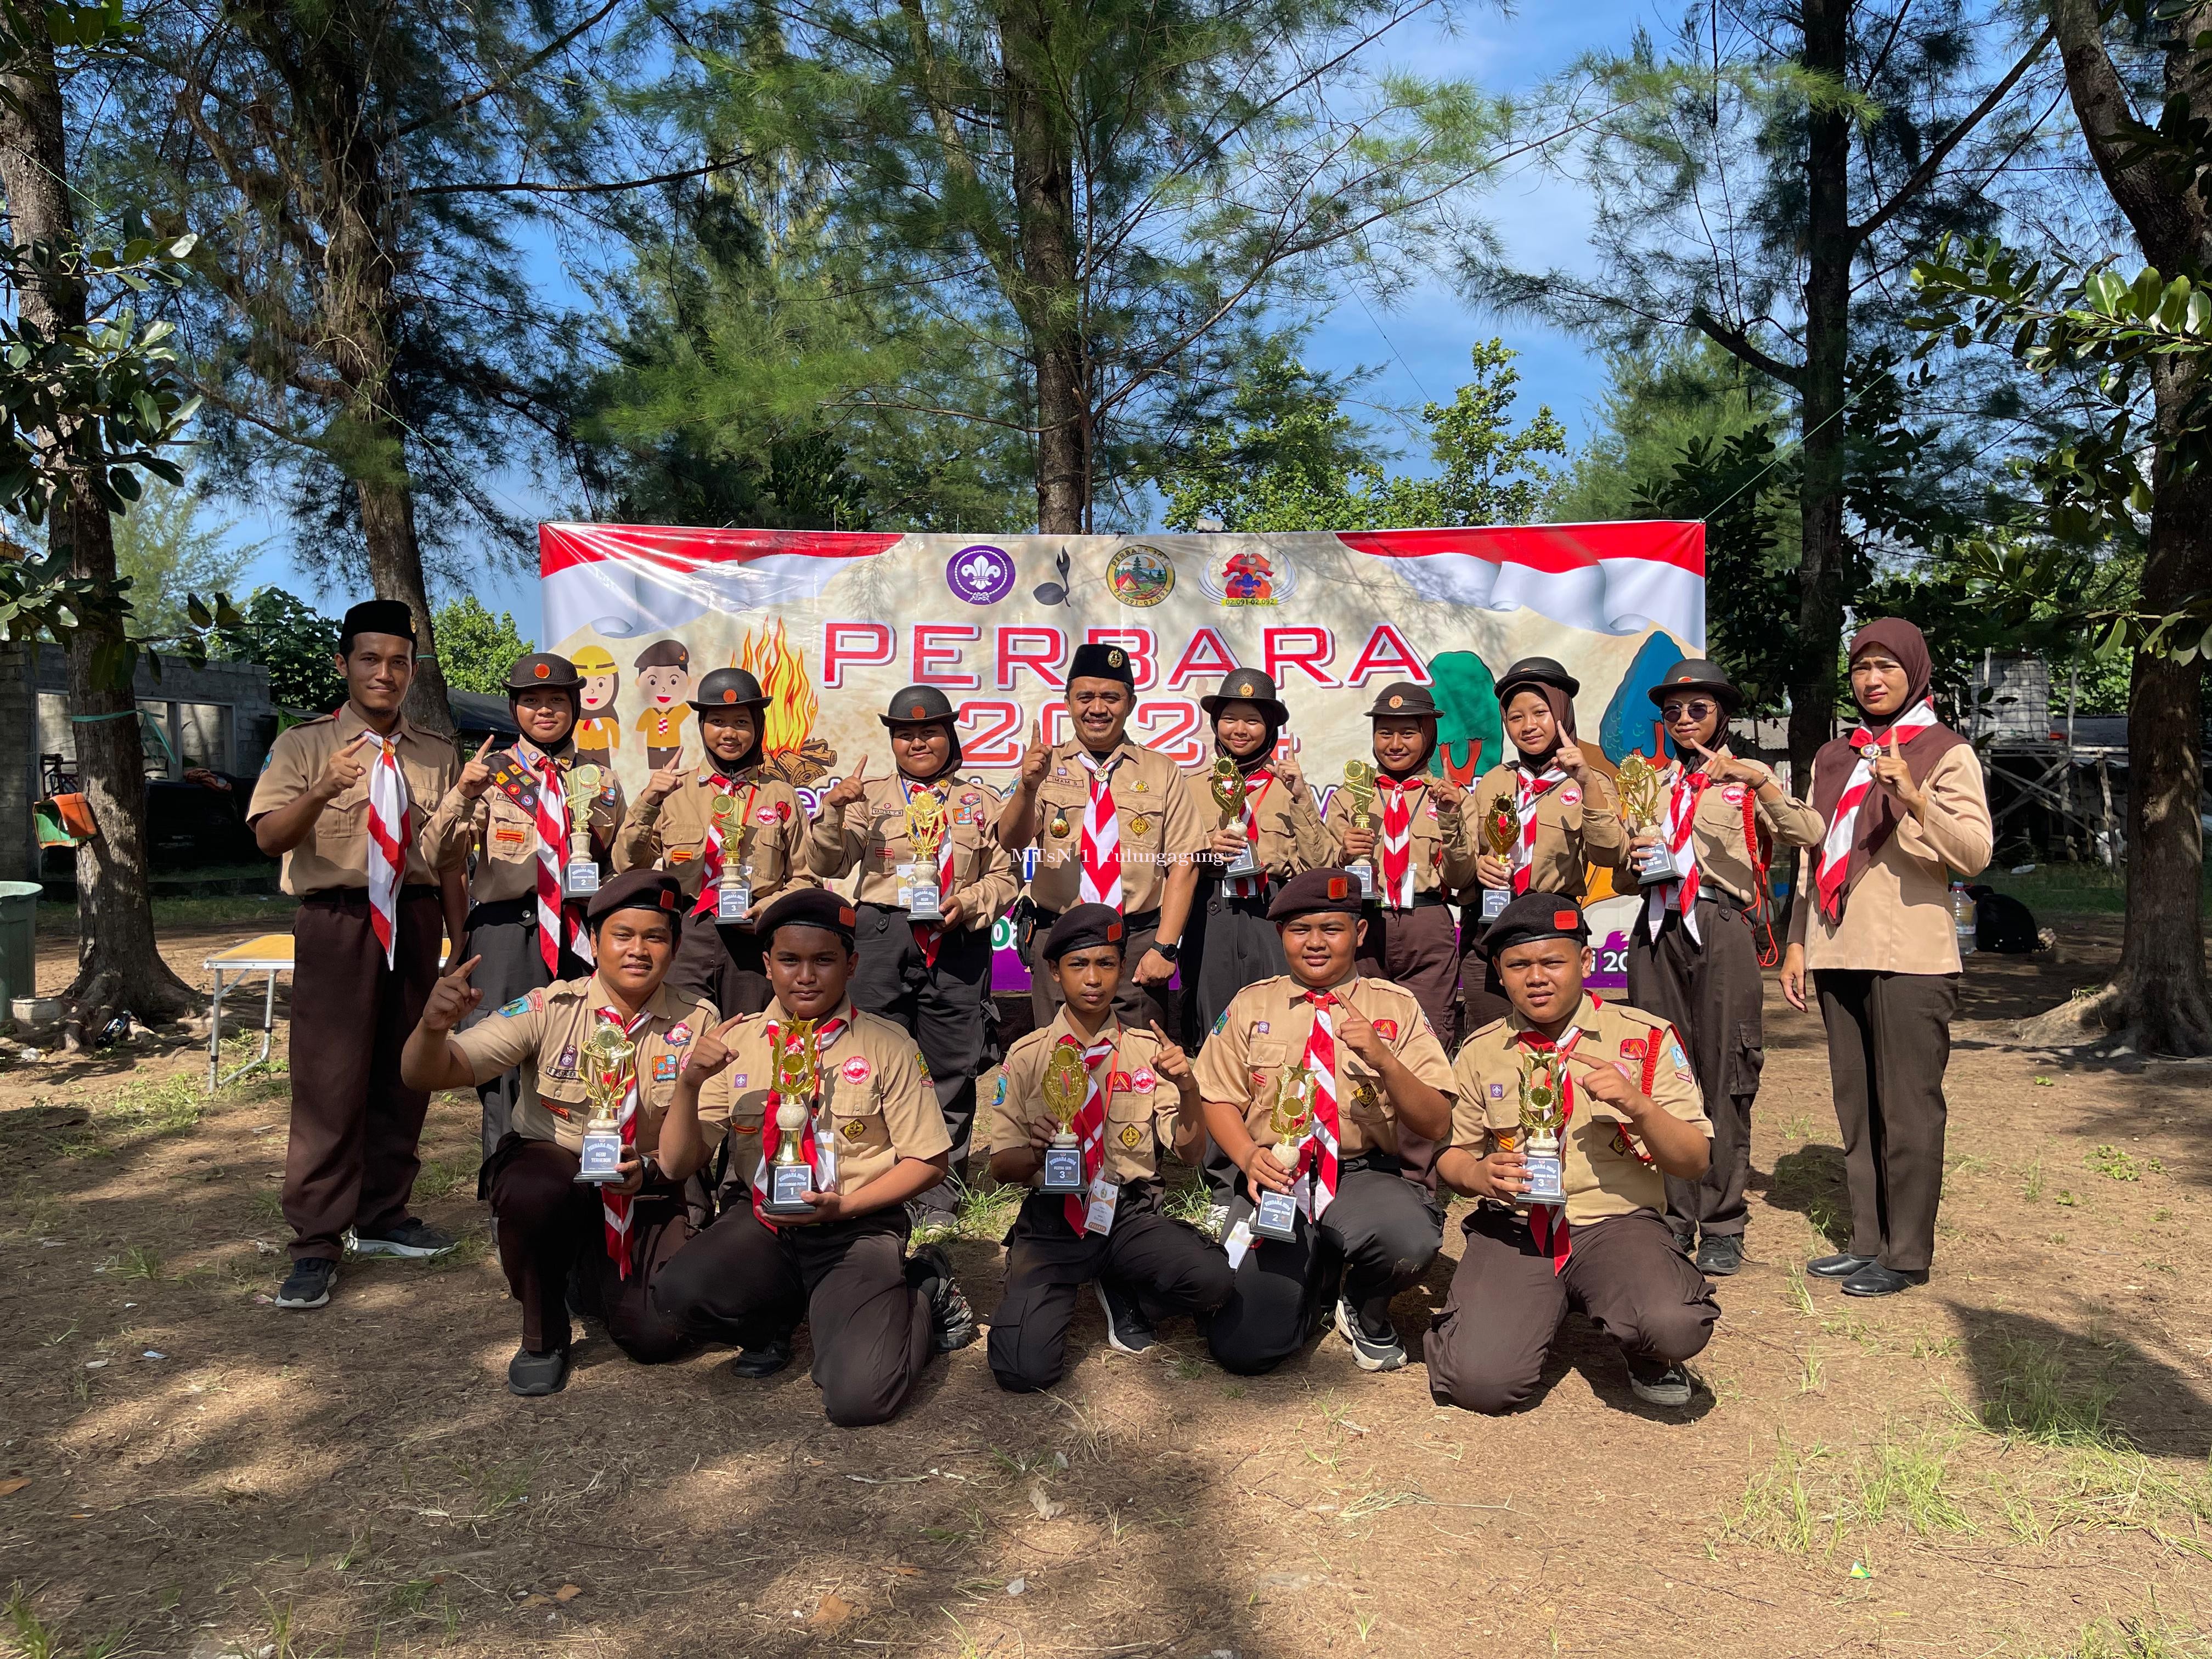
[1951,882,1977,956]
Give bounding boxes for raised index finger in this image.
[473,735,494,761]
[448,954,482,980]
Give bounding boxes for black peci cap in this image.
[1068,642,1135,688]
[690,667,770,713]
[1267,868,1365,922]
[586,870,684,928]
[505,652,581,694]
[756,888,859,947]
[1480,891,1590,959]
[1042,902,1125,962]
[338,600,416,651]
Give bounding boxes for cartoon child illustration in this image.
[572,644,620,769]
[632,639,692,769]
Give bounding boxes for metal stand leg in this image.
[211,968,279,1092]
[207,967,223,1094]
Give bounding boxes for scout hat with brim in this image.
[1647,658,1743,714]
[689,667,771,713]
[1496,656,1581,703]
[505,652,582,695]
[1366,681,1440,721]
[1200,668,1290,726]
[879,684,964,772]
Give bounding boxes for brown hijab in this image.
[1809,618,1970,915]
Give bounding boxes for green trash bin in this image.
[0,880,41,1018]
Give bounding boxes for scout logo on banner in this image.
[538,523,1708,989]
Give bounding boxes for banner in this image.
[539,523,1707,990]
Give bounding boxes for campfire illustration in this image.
[741,618,837,786]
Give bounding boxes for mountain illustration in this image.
[1599,630,1690,764]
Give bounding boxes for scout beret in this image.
[1068,641,1135,687]
[1481,891,1590,958]
[1497,656,1581,703]
[586,870,684,927]
[690,666,770,713]
[1041,902,1125,962]
[1367,680,1439,720]
[1267,867,1365,922]
[880,684,957,727]
[338,599,416,650]
[1200,668,1289,725]
[1647,658,1743,713]
[757,888,859,947]
[505,652,581,694]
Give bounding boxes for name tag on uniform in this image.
[1084,1175,1120,1236]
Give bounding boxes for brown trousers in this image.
[1816,969,1959,1274]
[1426,1207,1718,1414]
[1356,899,1462,1051]
[668,910,771,1019]
[284,887,443,1262]
[1627,900,1766,1239]
[652,1203,932,1427]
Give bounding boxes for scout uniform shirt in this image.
[613,767,814,907]
[693,1000,950,1191]
[1788,745,1991,975]
[247,704,466,895]
[1024,738,1206,916]
[807,772,1021,924]
[983,1012,1182,1184]
[1464,760,1628,902]
[1652,754,1824,910]
[1192,973,1457,1161]
[1321,773,1476,900]
[1450,993,1711,1227]
[448,976,729,1154]
[423,746,628,905]
[1184,764,1334,883]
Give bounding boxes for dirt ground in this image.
[3,917,2210,1658]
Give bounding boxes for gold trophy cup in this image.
[574,1022,635,1185]
[1039,1041,1090,1193]
[563,764,603,896]
[1479,796,1517,921]
[905,788,947,922]
[1251,1070,1314,1240]
[1342,759,1379,899]
[1211,757,1260,878]
[1514,1049,1567,1209]
[1615,750,1674,885]
[763,1020,821,1214]
[712,791,753,921]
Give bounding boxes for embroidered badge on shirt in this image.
[665,1022,692,1046]
[841,1119,866,1141]
[732,1074,748,1088]
[842,1055,872,1085]
[1722,785,1746,804]
[1130,1067,1156,1092]
[1670,1041,1690,1076]
[668,847,697,863]
[1108,1070,1133,1094]
[1128,778,1148,793]
[493,826,528,845]
[556,1042,578,1072]
[755,810,779,826]
[1620,1037,1646,1059]
[1489,1082,1506,1099]
[1212,1011,1230,1036]
[1119,1124,1144,1149]
[1611,1126,1638,1157]
[1561,786,1582,806]
[498,995,534,1018]
[1254,1020,1270,1035]
[1373,1018,1398,1041]
[916,1052,933,1081]
[652,1053,680,1082]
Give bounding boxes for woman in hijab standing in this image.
[1782,620,1990,1298]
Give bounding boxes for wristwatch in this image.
[1153,938,1182,963]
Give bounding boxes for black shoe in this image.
[727,1339,792,1379]
[507,1346,570,1396]
[1671,1228,1696,1256]
[1806,1252,1876,1279]
[1625,1354,1694,1407]
[1841,1263,1926,1298]
[1333,1295,1407,1372]
[910,1243,978,1353]
[352,1218,457,1260]
[275,1257,336,1310]
[1695,1234,1745,1277]
[1094,1280,1157,1355]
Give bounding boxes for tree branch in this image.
[410,161,735,197]
[1687,304,1805,388]
[391,0,630,140]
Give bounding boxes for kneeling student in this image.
[1428,893,1719,1414]
[399,870,712,1397]
[1192,868,1457,1375]
[983,904,1232,1391]
[651,889,977,1428]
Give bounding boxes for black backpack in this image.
[1966,884,2040,954]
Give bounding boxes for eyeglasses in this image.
[1660,699,1718,721]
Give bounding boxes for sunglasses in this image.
[1660,699,1719,721]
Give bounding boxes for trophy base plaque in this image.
[1637,845,1686,885]
[1251,1187,1301,1242]
[1353,863,1375,900]
[1516,1153,1565,1206]
[1480,886,1509,921]
[763,1163,819,1215]
[716,881,752,922]
[1040,1143,1085,1194]
[575,1128,624,1184]
[1221,844,1259,878]
[908,879,943,922]
[565,860,601,897]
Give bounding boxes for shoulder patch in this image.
[1372,1018,1398,1041]
[497,991,539,1019]
[1211,1011,1229,1037]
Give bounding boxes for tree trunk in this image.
[358,472,455,737]
[0,31,194,1022]
[1002,1,1087,534]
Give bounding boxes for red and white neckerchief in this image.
[1814,699,1940,921]
[521,745,573,975]
[750,1011,851,1228]
[1514,1020,1585,1274]
[1288,991,1345,1221]
[690,773,752,918]
[1223,768,1273,900]
[593,1002,657,1277]
[902,775,958,966]
[1643,762,1710,946]
[1058,1025,1120,1234]
[1374,776,1421,909]
[1510,764,1567,894]
[363,733,411,969]
[1077,749,1124,909]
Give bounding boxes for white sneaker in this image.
[1333,1296,1407,1372]
[1200,1203,1231,1240]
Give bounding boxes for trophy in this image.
[1513,1049,1567,1209]
[1479,798,1517,921]
[1251,1070,1313,1241]
[563,764,603,896]
[1039,1041,1088,1194]
[712,791,753,921]
[762,1020,822,1215]
[905,788,947,922]
[1341,759,1379,899]
[1615,751,1677,885]
[574,1022,635,1184]
[1210,757,1259,878]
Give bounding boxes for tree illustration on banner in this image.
[1430,652,1502,784]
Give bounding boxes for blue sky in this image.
[223,0,1663,645]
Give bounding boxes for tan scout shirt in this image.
[806,771,1020,926]
[1653,755,1825,909]
[613,768,815,907]
[984,1012,1184,1184]
[423,746,628,906]
[247,705,466,895]
[1322,774,1477,898]
[1024,738,1206,915]
[1451,993,1710,1227]
[1185,765,1334,882]
[448,975,727,1154]
[1790,744,1991,974]
[695,1000,949,1193]
[1463,761,1628,902]
[1192,973,1457,1160]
